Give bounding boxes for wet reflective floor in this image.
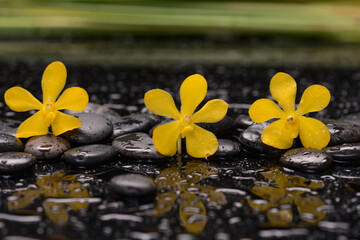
[1,62,360,239]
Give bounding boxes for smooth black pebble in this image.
[0,152,36,173]
[0,118,21,137]
[0,133,23,152]
[65,102,121,124]
[110,173,157,197]
[280,148,332,172]
[24,135,70,160]
[197,116,235,137]
[212,139,241,158]
[111,113,161,140]
[62,113,113,145]
[238,122,285,157]
[112,132,166,160]
[323,119,360,146]
[63,144,117,167]
[235,114,254,129]
[325,143,360,164]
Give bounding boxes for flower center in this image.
[287,115,295,123]
[286,114,298,126]
[180,114,193,138]
[43,102,56,126]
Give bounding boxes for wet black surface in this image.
[1,61,360,239]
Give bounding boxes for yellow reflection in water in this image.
[149,162,226,235]
[8,171,92,226]
[248,168,326,227]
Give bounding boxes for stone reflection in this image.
[8,171,92,226]
[149,162,226,235]
[248,168,326,227]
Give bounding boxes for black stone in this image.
[323,119,360,146]
[111,113,161,140]
[0,152,36,173]
[0,133,23,152]
[325,143,360,164]
[280,148,332,172]
[112,132,166,160]
[63,144,117,167]
[65,102,121,124]
[237,122,285,157]
[197,116,235,137]
[235,114,254,129]
[0,118,21,137]
[62,113,113,145]
[212,139,241,158]
[24,135,71,160]
[109,173,157,197]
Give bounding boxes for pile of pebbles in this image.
[2,102,360,196]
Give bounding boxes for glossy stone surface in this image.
[212,139,241,158]
[280,148,333,172]
[112,132,165,160]
[65,102,121,123]
[323,119,360,146]
[235,114,254,129]
[0,133,23,152]
[62,113,113,145]
[63,144,117,167]
[109,173,157,197]
[0,152,36,173]
[112,113,161,140]
[325,143,360,163]
[197,116,235,137]
[0,118,21,137]
[24,135,71,160]
[238,122,285,157]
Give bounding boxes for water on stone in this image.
[0,62,360,239]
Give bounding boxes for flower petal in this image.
[192,99,228,123]
[42,61,67,103]
[270,72,297,113]
[298,116,330,149]
[153,121,181,156]
[249,98,286,123]
[51,111,82,136]
[185,124,218,158]
[144,89,180,119]
[261,119,295,149]
[16,111,48,138]
[4,87,43,112]
[295,85,331,116]
[54,87,89,111]
[180,74,207,116]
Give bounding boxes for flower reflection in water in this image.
[248,168,326,227]
[149,162,227,234]
[8,171,92,226]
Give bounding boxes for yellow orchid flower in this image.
[144,74,228,158]
[4,61,89,138]
[249,72,331,150]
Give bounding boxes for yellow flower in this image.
[4,61,89,138]
[144,74,228,158]
[249,72,331,150]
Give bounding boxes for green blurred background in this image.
[1,0,360,66]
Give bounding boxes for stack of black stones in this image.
[0,101,240,197]
[1,99,360,194]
